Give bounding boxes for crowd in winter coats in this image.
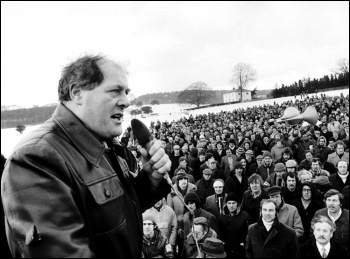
[122,92,349,258]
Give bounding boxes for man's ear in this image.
[69,84,84,105]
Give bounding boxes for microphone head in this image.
[131,119,153,147]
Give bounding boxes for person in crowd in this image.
[313,135,331,162]
[321,125,333,142]
[227,138,237,155]
[293,131,315,163]
[143,198,177,250]
[201,237,227,258]
[245,199,299,258]
[247,154,263,177]
[218,192,251,259]
[256,151,275,181]
[309,158,330,179]
[166,137,175,155]
[276,147,293,164]
[282,171,301,204]
[271,139,285,162]
[171,166,195,185]
[264,162,287,188]
[188,147,199,178]
[314,189,349,252]
[298,169,313,183]
[236,147,245,159]
[313,175,333,197]
[327,140,349,167]
[285,159,298,176]
[169,144,183,178]
[208,155,225,181]
[316,154,337,175]
[297,215,349,258]
[220,148,237,180]
[213,141,226,164]
[206,179,227,219]
[193,150,207,182]
[261,136,271,151]
[225,162,249,202]
[241,174,269,223]
[299,150,314,171]
[142,214,174,258]
[195,168,216,205]
[292,181,324,244]
[199,153,214,174]
[182,217,217,258]
[268,186,304,238]
[183,192,218,239]
[1,55,171,258]
[178,156,194,176]
[329,160,350,192]
[167,171,197,255]
[250,133,263,156]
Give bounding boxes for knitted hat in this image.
[176,172,188,182]
[203,168,212,175]
[225,192,239,203]
[274,163,286,172]
[193,216,209,227]
[263,151,272,158]
[256,155,263,160]
[213,179,224,187]
[202,237,226,258]
[267,186,282,196]
[142,213,157,225]
[286,159,298,168]
[184,192,201,204]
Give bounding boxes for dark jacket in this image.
[256,161,275,181]
[291,182,324,243]
[195,178,215,205]
[297,238,349,259]
[142,228,174,258]
[219,205,251,258]
[329,173,350,192]
[314,208,349,252]
[292,137,314,163]
[246,217,298,258]
[225,173,248,202]
[241,189,269,224]
[1,104,170,258]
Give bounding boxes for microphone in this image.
[130,118,173,186]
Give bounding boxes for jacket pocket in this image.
[86,176,126,234]
[87,176,124,205]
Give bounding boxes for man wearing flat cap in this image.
[182,217,218,258]
[268,186,304,238]
[256,151,275,181]
[264,163,287,188]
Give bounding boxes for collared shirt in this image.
[328,208,342,223]
[316,241,330,258]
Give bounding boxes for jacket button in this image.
[105,189,111,198]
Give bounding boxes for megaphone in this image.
[275,106,318,126]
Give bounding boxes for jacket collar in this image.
[52,103,108,167]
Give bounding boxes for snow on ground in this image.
[1,89,348,158]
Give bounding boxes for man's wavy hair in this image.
[58,54,105,101]
[311,215,336,233]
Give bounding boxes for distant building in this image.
[223,89,251,103]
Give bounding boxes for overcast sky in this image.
[1,1,349,107]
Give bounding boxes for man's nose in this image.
[117,92,131,108]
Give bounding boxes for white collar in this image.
[316,241,331,256]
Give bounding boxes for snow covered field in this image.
[1,89,348,158]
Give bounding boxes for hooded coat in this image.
[313,136,332,161]
[291,182,324,243]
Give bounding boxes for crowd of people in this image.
[123,92,349,258]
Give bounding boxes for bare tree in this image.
[177,81,215,107]
[231,63,257,102]
[334,58,349,75]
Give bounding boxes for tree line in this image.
[271,72,349,98]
